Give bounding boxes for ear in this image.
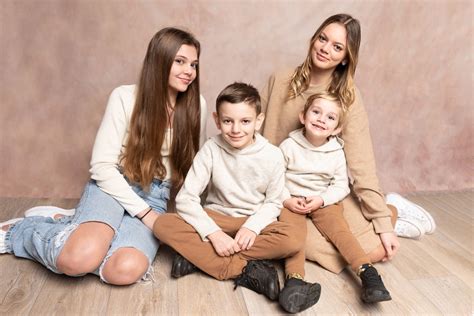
[331,126,342,136]
[298,111,305,125]
[213,112,221,130]
[254,113,265,131]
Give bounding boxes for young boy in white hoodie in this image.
[153,82,321,313]
[279,92,392,305]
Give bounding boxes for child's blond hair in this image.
[303,91,347,129]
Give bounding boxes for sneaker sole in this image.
[279,283,321,313]
[361,291,392,304]
[387,193,436,234]
[25,206,75,219]
[395,218,425,239]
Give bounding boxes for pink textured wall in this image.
[0,0,472,198]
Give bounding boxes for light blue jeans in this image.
[5,179,170,282]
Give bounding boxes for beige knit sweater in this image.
[176,133,285,241]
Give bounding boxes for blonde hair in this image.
[303,91,347,128]
[289,14,361,107]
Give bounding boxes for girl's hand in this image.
[137,207,158,230]
[208,230,241,256]
[283,197,309,214]
[234,227,257,250]
[379,231,400,261]
[304,196,324,212]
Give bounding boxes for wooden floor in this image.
[0,191,472,315]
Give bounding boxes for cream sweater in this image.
[280,129,350,206]
[89,85,208,216]
[176,133,285,240]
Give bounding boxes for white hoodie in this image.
[176,133,285,241]
[279,128,350,207]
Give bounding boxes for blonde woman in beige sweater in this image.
[261,14,436,274]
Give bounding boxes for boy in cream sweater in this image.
[154,82,321,313]
[279,92,391,304]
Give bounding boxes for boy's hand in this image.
[235,227,257,250]
[208,230,241,257]
[305,196,324,212]
[283,197,309,214]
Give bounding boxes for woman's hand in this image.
[283,197,309,214]
[208,230,241,256]
[234,227,257,250]
[379,231,400,261]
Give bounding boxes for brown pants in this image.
[288,202,398,274]
[153,208,306,280]
[310,203,370,272]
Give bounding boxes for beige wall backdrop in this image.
[1,0,472,198]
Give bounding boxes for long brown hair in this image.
[289,14,361,107]
[121,27,201,189]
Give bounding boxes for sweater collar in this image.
[289,128,343,152]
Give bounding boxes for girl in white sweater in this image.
[0,28,207,285]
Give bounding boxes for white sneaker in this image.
[1,218,23,254]
[386,193,436,234]
[394,217,425,239]
[25,206,75,220]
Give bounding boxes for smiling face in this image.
[311,22,348,72]
[168,44,198,98]
[299,97,342,147]
[213,101,265,149]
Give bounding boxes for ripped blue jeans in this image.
[6,179,170,282]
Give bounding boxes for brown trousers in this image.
[286,203,398,274]
[153,208,306,280]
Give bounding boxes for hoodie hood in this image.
[211,133,268,155]
[289,128,343,152]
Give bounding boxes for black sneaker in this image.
[278,277,321,313]
[359,264,392,303]
[171,253,197,278]
[233,260,280,301]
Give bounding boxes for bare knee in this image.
[101,248,149,285]
[56,222,114,276]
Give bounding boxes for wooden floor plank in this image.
[0,258,48,315]
[411,275,472,315]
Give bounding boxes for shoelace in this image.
[361,268,382,287]
[234,262,268,292]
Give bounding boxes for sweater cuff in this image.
[372,216,394,234]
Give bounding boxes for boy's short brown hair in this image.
[303,91,347,128]
[216,82,261,114]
